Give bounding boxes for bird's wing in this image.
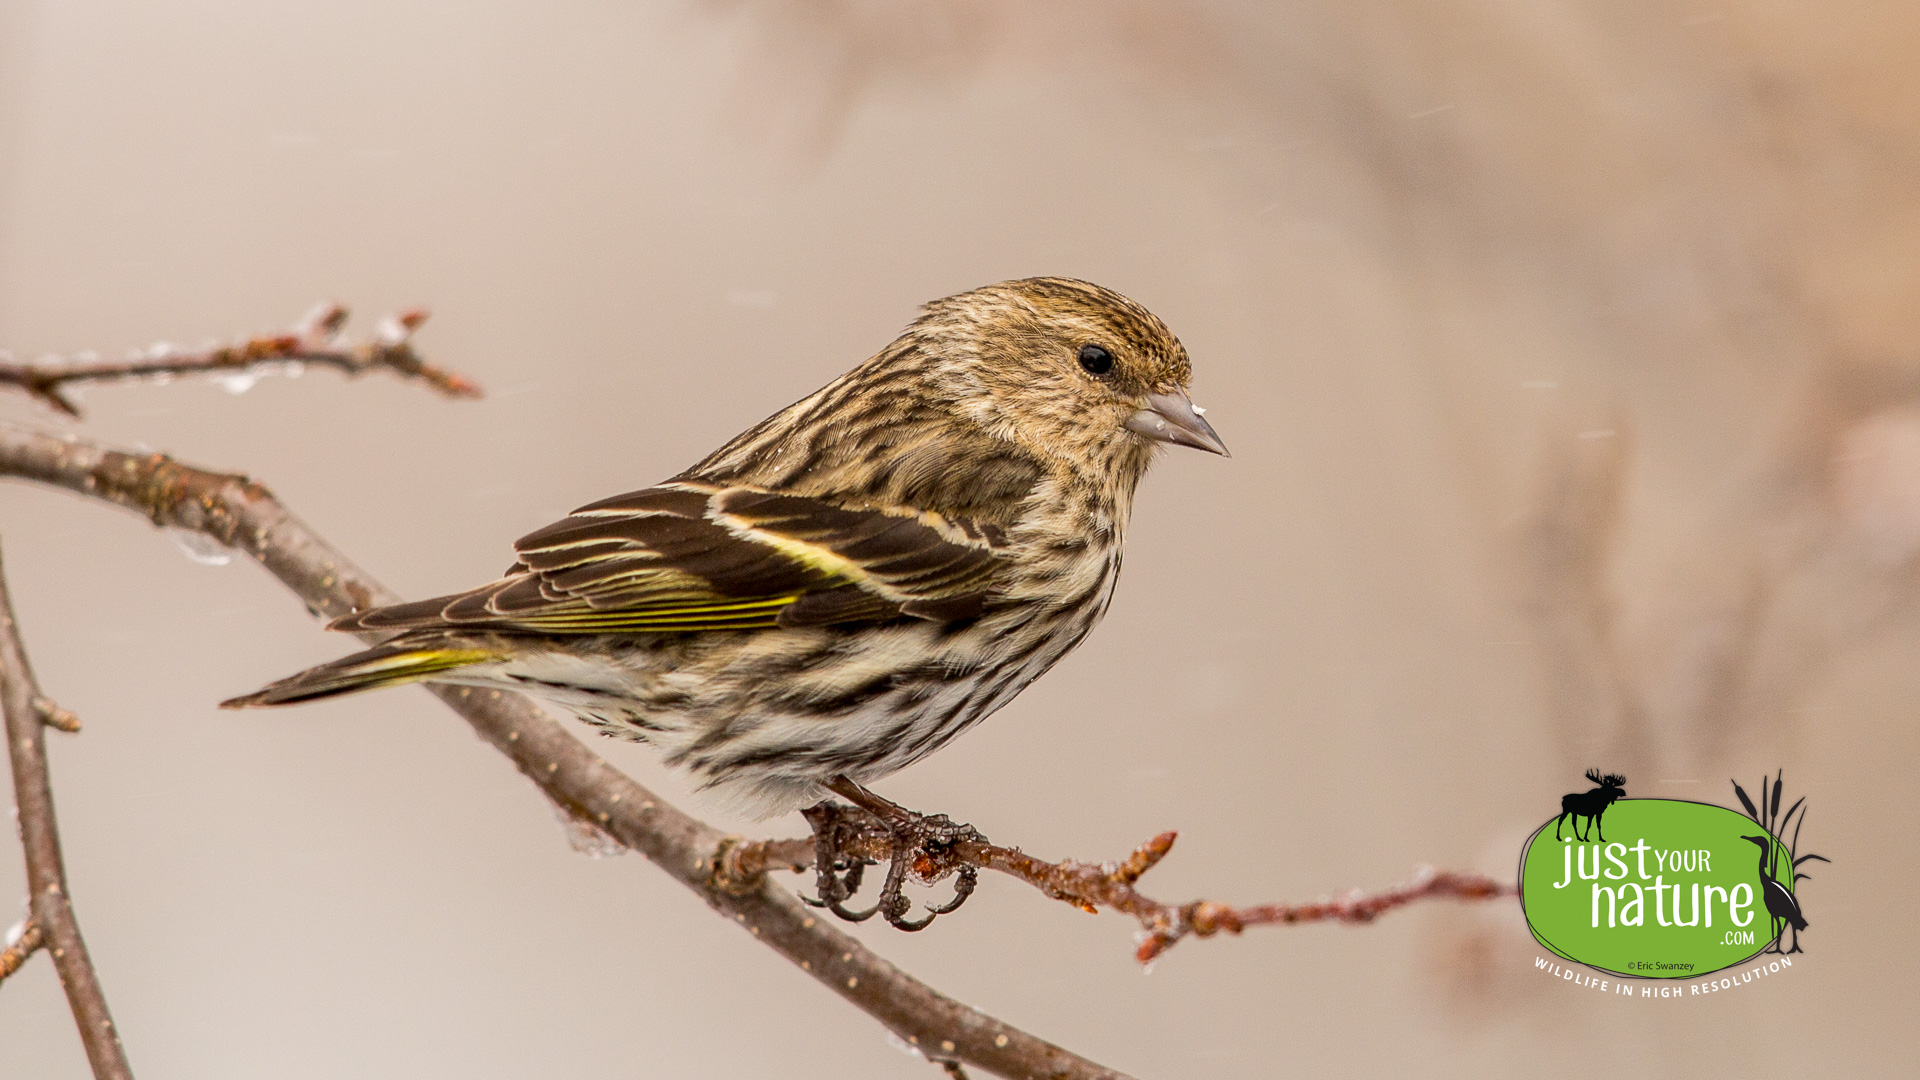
[329,481,1007,635]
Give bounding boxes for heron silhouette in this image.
[1741,834,1808,954]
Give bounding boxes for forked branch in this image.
[0,544,135,1078]
[0,303,481,417]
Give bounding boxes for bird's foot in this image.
[871,807,982,930]
[800,799,884,922]
[799,779,984,932]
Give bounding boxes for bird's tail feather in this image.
[220,641,498,708]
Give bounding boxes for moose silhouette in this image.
[1554,769,1627,842]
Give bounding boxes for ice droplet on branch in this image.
[549,798,628,858]
[166,527,234,566]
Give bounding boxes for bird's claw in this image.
[802,802,881,920]
[801,798,984,931]
[800,860,881,921]
[925,864,978,916]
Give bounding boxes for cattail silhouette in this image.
[1731,772,1828,955]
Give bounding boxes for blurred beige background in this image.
[2,1,1915,1076]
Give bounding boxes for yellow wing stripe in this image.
[708,510,900,601]
[517,616,784,632]
[505,594,801,633]
[542,596,798,617]
[353,647,498,675]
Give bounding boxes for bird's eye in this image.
[1077,344,1114,377]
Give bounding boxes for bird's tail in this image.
[220,639,498,708]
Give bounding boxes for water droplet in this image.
[550,799,627,858]
[166,528,233,566]
[218,372,258,395]
[283,360,305,379]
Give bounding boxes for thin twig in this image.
[34,696,81,733]
[1,918,46,983]
[723,817,1513,963]
[0,425,1128,1080]
[0,542,135,1078]
[0,303,482,417]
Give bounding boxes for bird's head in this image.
[909,277,1227,483]
[1741,835,1772,850]
[687,277,1226,522]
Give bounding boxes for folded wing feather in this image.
[329,481,1004,635]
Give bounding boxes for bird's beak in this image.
[1124,390,1229,456]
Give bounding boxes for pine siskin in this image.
[225,278,1226,820]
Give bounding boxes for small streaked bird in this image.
[226,278,1225,844]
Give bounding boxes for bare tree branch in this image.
[0,303,481,417]
[1,917,46,984]
[33,697,82,734]
[0,424,1128,1080]
[722,820,1513,964]
[0,542,135,1079]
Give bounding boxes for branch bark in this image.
[0,543,135,1078]
[0,303,480,417]
[0,424,1124,1080]
[1,918,47,983]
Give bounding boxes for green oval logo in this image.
[1520,799,1798,979]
